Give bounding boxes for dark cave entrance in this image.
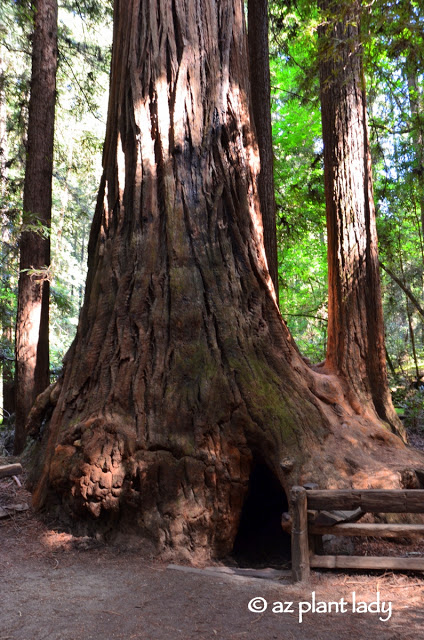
[231,462,291,568]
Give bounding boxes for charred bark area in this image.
[29,0,424,559]
[318,0,401,433]
[14,0,57,453]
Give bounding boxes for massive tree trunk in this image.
[14,0,57,453]
[318,0,402,433]
[248,0,279,299]
[30,0,423,560]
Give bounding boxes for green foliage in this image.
[278,231,327,361]
[0,2,30,401]
[270,1,327,363]
[0,0,112,387]
[269,0,424,378]
[48,2,111,373]
[363,0,424,381]
[391,379,424,432]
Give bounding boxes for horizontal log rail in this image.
[0,463,23,479]
[290,486,424,582]
[310,556,424,571]
[309,522,424,537]
[306,489,424,513]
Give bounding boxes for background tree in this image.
[267,0,424,399]
[28,0,423,559]
[0,2,31,422]
[248,0,279,297]
[269,1,327,360]
[14,0,58,453]
[318,0,401,432]
[49,1,111,374]
[365,0,424,387]
[0,0,111,448]
[0,42,14,419]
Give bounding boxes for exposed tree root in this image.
[27,361,424,563]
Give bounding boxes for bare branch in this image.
[380,262,424,319]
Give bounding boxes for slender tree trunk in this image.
[28,0,422,559]
[398,249,421,381]
[14,0,58,453]
[318,0,401,433]
[385,345,396,378]
[380,262,424,320]
[248,0,279,300]
[406,299,420,381]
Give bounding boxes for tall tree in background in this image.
[403,0,424,243]
[14,0,58,453]
[27,0,423,558]
[248,0,278,298]
[318,0,402,433]
[0,50,6,190]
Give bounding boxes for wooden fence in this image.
[290,486,424,582]
[0,463,23,479]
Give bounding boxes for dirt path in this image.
[1,478,424,640]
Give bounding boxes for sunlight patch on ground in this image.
[41,530,100,551]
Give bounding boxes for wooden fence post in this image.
[290,485,310,582]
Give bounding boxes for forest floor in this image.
[1,472,424,640]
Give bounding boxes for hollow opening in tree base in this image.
[230,461,291,568]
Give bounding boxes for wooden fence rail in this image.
[306,489,424,513]
[290,486,424,582]
[0,463,23,480]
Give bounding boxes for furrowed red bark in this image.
[29,0,423,560]
[14,0,57,453]
[318,0,402,434]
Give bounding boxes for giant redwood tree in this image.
[318,0,402,434]
[29,0,424,559]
